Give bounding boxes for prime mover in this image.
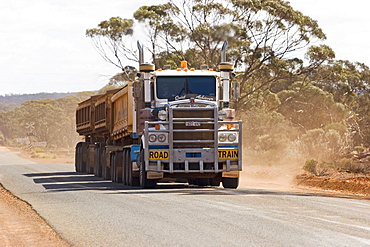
[75,42,242,189]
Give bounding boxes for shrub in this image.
[303,159,318,175]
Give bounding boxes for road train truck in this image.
[75,42,242,188]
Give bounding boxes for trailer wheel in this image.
[102,149,111,180]
[111,152,117,182]
[115,151,123,183]
[123,148,132,186]
[210,178,221,187]
[94,145,102,177]
[197,178,210,187]
[75,143,82,172]
[222,177,239,189]
[139,149,156,189]
[122,149,127,185]
[125,149,139,186]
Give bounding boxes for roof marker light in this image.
[180,61,188,69]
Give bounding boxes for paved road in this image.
[0,147,370,247]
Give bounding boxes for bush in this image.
[303,159,318,175]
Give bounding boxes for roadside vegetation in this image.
[1,0,370,180]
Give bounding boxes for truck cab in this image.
[135,42,242,188]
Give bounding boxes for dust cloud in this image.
[239,147,305,191]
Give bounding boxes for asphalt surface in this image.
[0,147,370,247]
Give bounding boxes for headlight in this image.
[219,133,227,142]
[158,134,166,142]
[228,133,237,142]
[149,134,157,142]
[158,110,167,120]
[218,110,227,120]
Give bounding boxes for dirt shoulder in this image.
[295,173,370,198]
[241,164,370,200]
[0,184,70,247]
[0,147,71,246]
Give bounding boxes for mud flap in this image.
[147,171,164,179]
[222,171,239,178]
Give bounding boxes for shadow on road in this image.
[21,171,323,197]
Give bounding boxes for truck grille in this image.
[171,107,216,148]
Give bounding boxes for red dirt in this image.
[0,185,70,247]
[296,173,370,197]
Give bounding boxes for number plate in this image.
[149,150,169,160]
[185,121,201,127]
[218,150,238,159]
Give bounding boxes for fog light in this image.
[228,134,237,142]
[149,134,157,142]
[158,134,166,142]
[219,133,227,142]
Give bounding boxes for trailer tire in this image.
[122,149,127,185]
[102,149,111,180]
[210,178,221,187]
[197,178,210,187]
[111,152,117,182]
[94,145,102,177]
[222,177,239,189]
[75,143,82,172]
[115,151,123,183]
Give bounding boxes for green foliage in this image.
[0,94,91,149]
[277,82,347,131]
[303,159,335,176]
[303,159,318,175]
[336,158,370,174]
[354,146,365,153]
[86,17,133,41]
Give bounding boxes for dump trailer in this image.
[75,41,242,188]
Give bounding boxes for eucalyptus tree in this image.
[86,17,135,74]
[86,0,330,111]
[134,0,329,109]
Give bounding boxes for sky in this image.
[0,0,369,96]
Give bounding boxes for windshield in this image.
[156,76,216,101]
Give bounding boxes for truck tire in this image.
[222,177,239,189]
[111,152,117,182]
[197,178,210,187]
[125,148,139,186]
[102,149,111,180]
[139,149,156,189]
[210,178,221,187]
[122,149,129,185]
[115,151,123,183]
[75,143,81,172]
[94,145,102,177]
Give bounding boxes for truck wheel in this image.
[75,143,81,172]
[121,149,127,185]
[197,178,210,187]
[122,149,127,185]
[139,149,156,189]
[126,149,139,186]
[115,151,123,183]
[111,152,117,182]
[94,145,102,177]
[210,178,221,187]
[222,177,239,189]
[140,168,157,189]
[102,149,111,180]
